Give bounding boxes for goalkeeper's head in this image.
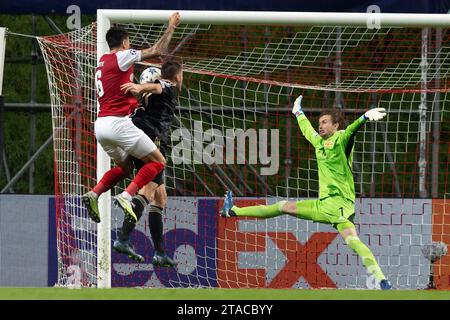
[318,109,345,139]
[106,26,130,51]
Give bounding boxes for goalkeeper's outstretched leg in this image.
[220,191,392,290]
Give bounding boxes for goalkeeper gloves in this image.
[363,108,387,121]
[292,95,304,118]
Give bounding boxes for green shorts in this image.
[295,196,355,232]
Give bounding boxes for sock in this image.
[345,236,386,281]
[92,166,129,196]
[231,201,285,219]
[120,191,132,201]
[119,194,149,241]
[148,205,164,255]
[125,162,165,196]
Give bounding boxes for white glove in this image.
[292,95,304,117]
[364,108,387,121]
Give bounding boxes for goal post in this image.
[96,14,112,290]
[0,27,6,96]
[97,10,450,27]
[38,10,450,289]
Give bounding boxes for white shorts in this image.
[94,116,157,164]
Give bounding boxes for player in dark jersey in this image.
[114,58,183,266]
[82,13,181,228]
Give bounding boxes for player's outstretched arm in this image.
[141,12,181,60]
[363,108,387,122]
[342,107,387,145]
[346,107,387,133]
[292,95,321,147]
[120,82,163,96]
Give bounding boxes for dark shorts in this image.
[131,117,168,186]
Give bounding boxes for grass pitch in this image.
[0,288,449,300]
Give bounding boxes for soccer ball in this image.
[422,241,448,262]
[140,67,161,84]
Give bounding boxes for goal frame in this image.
[96,9,450,288]
[0,27,6,96]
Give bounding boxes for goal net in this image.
[38,11,450,289]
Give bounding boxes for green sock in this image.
[231,201,286,219]
[345,236,386,281]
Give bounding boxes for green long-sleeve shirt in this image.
[296,113,367,202]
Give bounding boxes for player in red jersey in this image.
[82,12,181,230]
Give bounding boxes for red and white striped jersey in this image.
[95,49,141,117]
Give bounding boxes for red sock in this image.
[125,162,165,196]
[93,166,130,196]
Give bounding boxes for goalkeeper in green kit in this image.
[220,95,393,290]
